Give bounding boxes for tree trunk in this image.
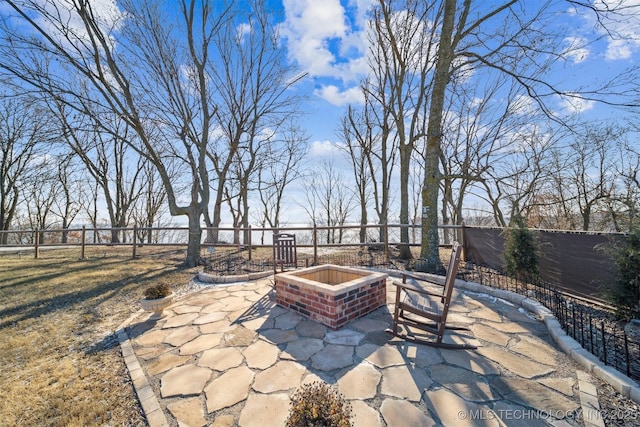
[186,206,202,268]
[398,142,413,259]
[419,0,458,273]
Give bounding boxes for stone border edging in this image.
[197,270,273,283]
[387,271,640,404]
[116,312,170,427]
[391,271,640,405]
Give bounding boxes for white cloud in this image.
[309,139,342,158]
[578,0,640,61]
[563,36,590,63]
[558,93,596,114]
[281,0,346,75]
[281,0,370,82]
[237,22,251,40]
[507,94,536,116]
[605,39,634,60]
[35,0,124,47]
[314,84,364,106]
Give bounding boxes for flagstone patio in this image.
[116,274,634,426]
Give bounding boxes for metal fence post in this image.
[248,225,252,261]
[34,229,39,259]
[81,225,86,260]
[132,225,137,259]
[313,224,318,265]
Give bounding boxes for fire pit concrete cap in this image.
[275,264,387,296]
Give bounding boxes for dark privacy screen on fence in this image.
[463,227,627,300]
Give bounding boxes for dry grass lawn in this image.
[0,247,199,426]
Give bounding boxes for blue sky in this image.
[273,0,640,160]
[6,0,638,151]
[4,0,640,227]
[269,0,640,225]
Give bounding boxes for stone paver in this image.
[425,388,500,427]
[380,365,424,401]
[163,325,199,346]
[260,328,298,344]
[491,376,580,414]
[337,363,381,399]
[167,397,207,427]
[359,343,406,368]
[242,339,279,369]
[380,398,436,426]
[221,326,256,347]
[477,345,557,378]
[311,344,354,371]
[252,360,306,393]
[324,329,365,346]
[430,364,496,402]
[179,333,223,355]
[238,393,290,427]
[119,275,624,427]
[440,348,499,375]
[350,400,382,427]
[146,353,190,376]
[204,366,254,412]
[274,311,303,329]
[134,328,173,347]
[162,312,199,328]
[198,347,244,371]
[160,364,212,398]
[295,320,327,338]
[193,311,228,325]
[281,337,324,361]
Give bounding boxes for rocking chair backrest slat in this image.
[438,242,463,334]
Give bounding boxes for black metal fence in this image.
[2,224,637,382]
[468,264,640,382]
[202,247,391,275]
[202,245,640,382]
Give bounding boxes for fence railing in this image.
[0,224,463,261]
[2,224,637,382]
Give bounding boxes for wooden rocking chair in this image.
[273,233,297,273]
[388,242,477,350]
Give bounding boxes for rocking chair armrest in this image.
[392,280,444,298]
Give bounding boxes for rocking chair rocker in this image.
[388,242,476,350]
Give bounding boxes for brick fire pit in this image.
[274,264,387,329]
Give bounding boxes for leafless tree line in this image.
[0,0,308,265]
[336,0,640,271]
[1,1,639,269]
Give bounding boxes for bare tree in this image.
[337,106,373,244]
[130,160,169,244]
[611,137,640,230]
[367,0,438,260]
[563,125,622,231]
[418,0,640,271]
[302,162,355,244]
[0,0,236,266]
[51,154,82,243]
[206,0,305,244]
[54,104,146,243]
[478,128,557,227]
[439,71,552,233]
[0,93,50,243]
[253,122,308,241]
[22,156,59,243]
[343,81,400,245]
